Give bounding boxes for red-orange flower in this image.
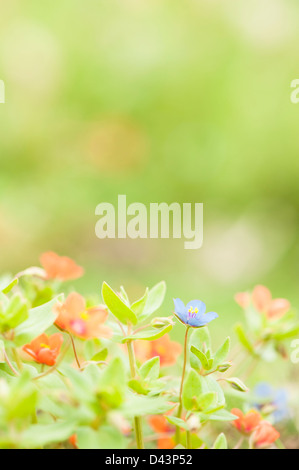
[235,285,290,320]
[23,333,63,366]
[134,334,182,367]
[252,421,280,448]
[55,292,112,340]
[148,415,175,449]
[234,292,251,309]
[40,252,84,281]
[231,408,261,434]
[69,434,78,448]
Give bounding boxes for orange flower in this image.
[134,334,182,367]
[40,251,84,281]
[231,408,261,434]
[148,415,175,449]
[235,285,290,320]
[252,285,290,320]
[252,421,280,448]
[234,292,251,309]
[23,333,63,366]
[69,434,78,448]
[55,292,112,340]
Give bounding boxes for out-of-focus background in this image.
[0,0,299,377]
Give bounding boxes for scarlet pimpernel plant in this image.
[0,254,296,449]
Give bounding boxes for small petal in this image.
[267,298,290,320]
[252,285,272,313]
[192,311,218,327]
[173,298,187,323]
[234,292,251,309]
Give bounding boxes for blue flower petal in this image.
[186,300,206,315]
[173,298,187,323]
[192,311,218,327]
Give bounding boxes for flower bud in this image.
[186,415,201,433]
[217,361,232,373]
[225,377,249,392]
[151,316,174,329]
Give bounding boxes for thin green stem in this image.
[127,339,144,449]
[176,326,190,443]
[4,350,20,376]
[68,332,81,368]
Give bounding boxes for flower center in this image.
[188,306,198,318]
[80,311,90,321]
[70,319,87,336]
[40,343,50,350]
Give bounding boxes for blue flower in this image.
[253,382,290,423]
[173,298,218,328]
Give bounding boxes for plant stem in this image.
[68,332,81,368]
[176,326,190,443]
[4,350,20,376]
[127,339,144,449]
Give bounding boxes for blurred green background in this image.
[0,0,299,373]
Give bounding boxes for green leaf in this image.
[190,327,211,370]
[128,379,148,395]
[122,323,172,342]
[77,426,126,449]
[14,296,61,346]
[200,409,238,422]
[183,369,205,411]
[213,337,230,369]
[190,327,211,350]
[121,395,173,417]
[7,374,38,420]
[91,348,108,362]
[0,294,29,332]
[205,375,225,406]
[234,323,255,354]
[213,433,227,449]
[139,281,166,321]
[2,278,18,294]
[139,357,160,381]
[119,286,130,305]
[196,392,217,411]
[273,325,299,341]
[190,346,213,370]
[131,289,148,316]
[101,357,126,389]
[165,416,189,430]
[21,420,77,448]
[102,282,137,325]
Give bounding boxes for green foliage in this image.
[0,294,29,333]
[123,323,173,342]
[0,271,294,449]
[102,282,137,325]
[14,296,61,346]
[213,433,227,449]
